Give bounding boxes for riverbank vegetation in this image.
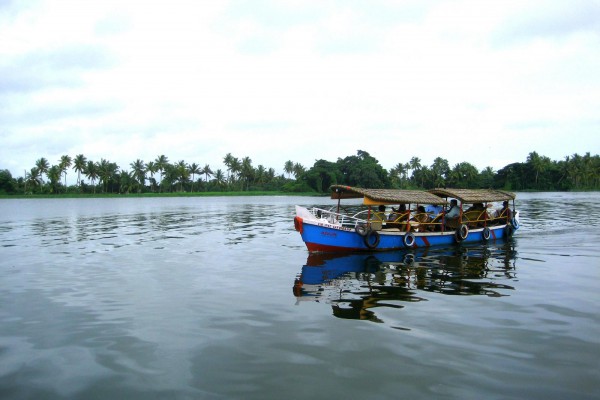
[1,150,598,196]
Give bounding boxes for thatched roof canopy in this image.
[427,188,516,203]
[330,185,447,205]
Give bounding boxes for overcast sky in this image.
[1,0,599,183]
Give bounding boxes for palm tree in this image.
[119,170,134,194]
[98,159,118,193]
[431,157,449,188]
[73,154,87,188]
[255,165,266,185]
[240,157,253,190]
[409,156,422,183]
[230,157,241,188]
[35,157,49,184]
[146,161,157,192]
[188,163,201,192]
[200,164,213,191]
[213,169,226,188]
[59,155,72,190]
[390,163,406,188]
[47,165,61,193]
[266,168,275,183]
[526,151,543,187]
[130,159,146,192]
[175,160,189,192]
[293,162,305,179]
[85,161,99,193]
[154,155,169,192]
[25,167,42,193]
[284,160,294,179]
[223,153,234,183]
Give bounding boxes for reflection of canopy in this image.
[330,185,447,206]
[427,188,516,203]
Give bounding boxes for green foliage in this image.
[336,150,390,188]
[302,159,342,193]
[2,150,599,197]
[0,169,16,194]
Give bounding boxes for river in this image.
[1,192,599,399]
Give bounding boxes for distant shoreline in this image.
[0,191,323,199]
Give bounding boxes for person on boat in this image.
[413,205,433,231]
[443,199,461,228]
[465,203,484,213]
[445,199,460,218]
[374,205,387,222]
[496,201,512,223]
[388,204,410,222]
[413,206,431,223]
[425,204,443,216]
[463,203,488,227]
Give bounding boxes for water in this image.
[0,193,599,399]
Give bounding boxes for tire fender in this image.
[355,224,368,237]
[364,230,380,249]
[403,232,416,247]
[455,224,469,242]
[482,227,490,241]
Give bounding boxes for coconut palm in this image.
[119,170,134,194]
[35,157,49,184]
[284,160,294,179]
[73,154,87,188]
[230,157,241,188]
[47,165,61,193]
[293,162,305,179]
[146,161,157,192]
[175,160,189,192]
[223,153,234,183]
[240,157,253,190]
[255,165,266,185]
[97,159,119,193]
[266,168,275,183]
[154,155,169,192]
[25,167,42,193]
[200,164,213,191]
[213,169,226,188]
[85,161,99,193]
[188,162,201,192]
[59,155,72,189]
[130,159,146,192]
[409,156,422,183]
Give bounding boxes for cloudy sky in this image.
[1,0,599,183]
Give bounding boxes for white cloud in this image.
[1,0,598,183]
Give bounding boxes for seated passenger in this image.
[374,205,387,222]
[388,204,410,222]
[443,199,460,228]
[425,204,443,216]
[413,205,434,231]
[465,203,484,213]
[495,201,512,224]
[464,202,488,227]
[413,205,431,223]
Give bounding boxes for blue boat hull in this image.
[295,217,514,252]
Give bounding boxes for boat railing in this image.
[307,207,368,229]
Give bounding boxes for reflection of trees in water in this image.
[294,243,517,323]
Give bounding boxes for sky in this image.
[1,0,599,184]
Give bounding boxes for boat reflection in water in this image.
[293,243,517,323]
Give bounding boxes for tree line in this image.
[0,150,598,195]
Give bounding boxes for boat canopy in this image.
[427,188,516,203]
[330,185,447,206]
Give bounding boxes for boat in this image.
[294,186,520,252]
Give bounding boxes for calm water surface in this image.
[1,193,599,399]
